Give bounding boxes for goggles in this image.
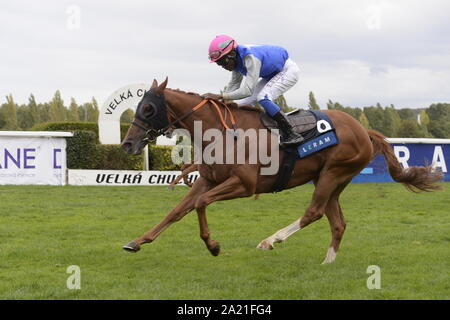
[208,40,234,61]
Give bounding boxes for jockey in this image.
[203,34,304,148]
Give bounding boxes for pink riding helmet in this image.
[208,35,238,62]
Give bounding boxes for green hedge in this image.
[148,145,178,170]
[66,130,143,170]
[32,121,191,171]
[32,122,143,170]
[66,131,98,169]
[32,122,99,133]
[94,145,143,170]
[148,145,195,171]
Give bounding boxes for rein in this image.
[132,98,237,142]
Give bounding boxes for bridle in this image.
[131,95,237,143]
[130,118,161,143]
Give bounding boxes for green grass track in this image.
[0,183,448,299]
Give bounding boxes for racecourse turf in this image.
[0,183,448,300]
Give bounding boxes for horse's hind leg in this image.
[322,192,347,264]
[257,174,338,250]
[320,177,353,263]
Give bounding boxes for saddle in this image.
[260,109,331,141]
[259,109,339,192]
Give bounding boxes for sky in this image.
[1,0,449,110]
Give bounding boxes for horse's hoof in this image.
[123,241,140,253]
[256,240,274,250]
[209,242,221,256]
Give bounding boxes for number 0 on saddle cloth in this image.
[295,110,339,158]
[260,109,339,158]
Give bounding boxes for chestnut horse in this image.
[121,78,442,264]
[167,163,260,200]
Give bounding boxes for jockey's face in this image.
[216,50,236,71]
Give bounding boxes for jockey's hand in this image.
[201,93,222,100]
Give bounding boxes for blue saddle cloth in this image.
[269,109,339,192]
[293,110,339,158]
[259,108,340,158]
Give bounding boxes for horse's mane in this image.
[167,88,262,113]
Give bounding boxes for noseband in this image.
[130,120,161,142]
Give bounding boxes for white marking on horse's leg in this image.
[321,247,337,264]
[257,219,301,250]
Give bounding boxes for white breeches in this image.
[234,59,300,106]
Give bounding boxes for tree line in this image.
[306,92,450,138]
[0,91,136,131]
[1,90,449,139]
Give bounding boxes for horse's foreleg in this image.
[123,177,212,252]
[167,174,184,191]
[195,175,255,256]
[197,207,220,256]
[167,164,197,190]
[182,164,197,187]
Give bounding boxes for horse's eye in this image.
[143,104,155,118]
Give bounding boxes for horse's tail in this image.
[368,130,443,192]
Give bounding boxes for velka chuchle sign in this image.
[99,83,149,144]
[99,83,175,145]
[68,170,199,186]
[0,134,68,185]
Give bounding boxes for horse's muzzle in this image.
[121,141,135,154]
[121,140,146,155]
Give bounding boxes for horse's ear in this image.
[155,77,168,95]
[150,79,158,90]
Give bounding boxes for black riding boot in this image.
[272,111,305,148]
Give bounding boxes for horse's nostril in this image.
[121,142,132,153]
